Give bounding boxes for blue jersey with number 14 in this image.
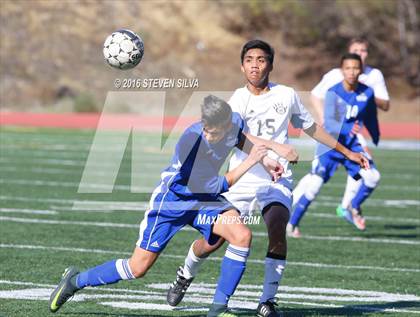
[319,82,378,155]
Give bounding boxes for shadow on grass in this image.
[383,224,417,230]
[363,232,418,239]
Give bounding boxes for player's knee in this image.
[371,169,381,187]
[200,239,224,257]
[361,168,380,188]
[231,226,252,247]
[304,174,324,200]
[129,260,150,278]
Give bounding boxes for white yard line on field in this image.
[307,211,420,223]
[0,280,419,314]
[1,243,419,273]
[0,208,57,215]
[0,195,145,207]
[1,177,418,192]
[1,195,419,221]
[1,215,419,245]
[0,178,159,192]
[0,157,166,169]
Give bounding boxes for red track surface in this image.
[1,112,419,139]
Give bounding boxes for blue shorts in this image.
[137,186,235,253]
[312,142,375,183]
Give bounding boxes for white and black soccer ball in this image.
[103,29,144,70]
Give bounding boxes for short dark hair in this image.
[340,53,363,67]
[201,95,232,127]
[240,39,274,65]
[347,37,369,50]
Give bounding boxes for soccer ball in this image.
[103,29,144,70]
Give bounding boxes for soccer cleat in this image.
[286,223,301,238]
[207,303,237,317]
[349,207,366,231]
[340,206,366,231]
[336,205,347,218]
[166,266,194,306]
[257,301,282,317]
[337,205,355,225]
[49,266,80,313]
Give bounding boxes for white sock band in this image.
[116,259,135,280]
[225,244,250,262]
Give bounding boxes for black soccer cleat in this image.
[49,266,80,313]
[257,301,282,317]
[166,266,194,306]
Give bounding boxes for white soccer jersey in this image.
[228,83,314,187]
[311,66,390,101]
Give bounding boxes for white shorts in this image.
[222,180,293,217]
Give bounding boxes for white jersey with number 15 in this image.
[228,82,314,186]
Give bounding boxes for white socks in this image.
[260,257,286,303]
[182,242,206,279]
[341,175,362,208]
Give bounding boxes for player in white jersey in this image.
[290,38,391,237]
[166,40,369,317]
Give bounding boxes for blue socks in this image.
[75,259,135,289]
[290,195,312,226]
[213,244,250,305]
[351,182,375,210]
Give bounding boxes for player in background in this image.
[289,53,381,236]
[166,40,369,317]
[290,37,390,237]
[49,95,290,317]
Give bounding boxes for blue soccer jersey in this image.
[324,82,377,146]
[137,112,246,252]
[313,82,378,182]
[162,111,245,198]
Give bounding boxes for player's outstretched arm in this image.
[304,123,370,169]
[242,133,299,163]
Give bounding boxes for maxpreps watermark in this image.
[114,78,199,89]
[196,214,261,226]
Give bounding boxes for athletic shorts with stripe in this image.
[137,186,235,253]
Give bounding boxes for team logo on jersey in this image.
[273,102,287,114]
[356,93,368,102]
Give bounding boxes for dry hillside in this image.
[0,0,418,122]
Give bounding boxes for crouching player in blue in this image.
[49,95,287,316]
[289,53,380,232]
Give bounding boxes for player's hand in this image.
[261,156,283,182]
[248,144,268,164]
[348,152,370,169]
[277,144,299,164]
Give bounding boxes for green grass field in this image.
[0,126,419,317]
